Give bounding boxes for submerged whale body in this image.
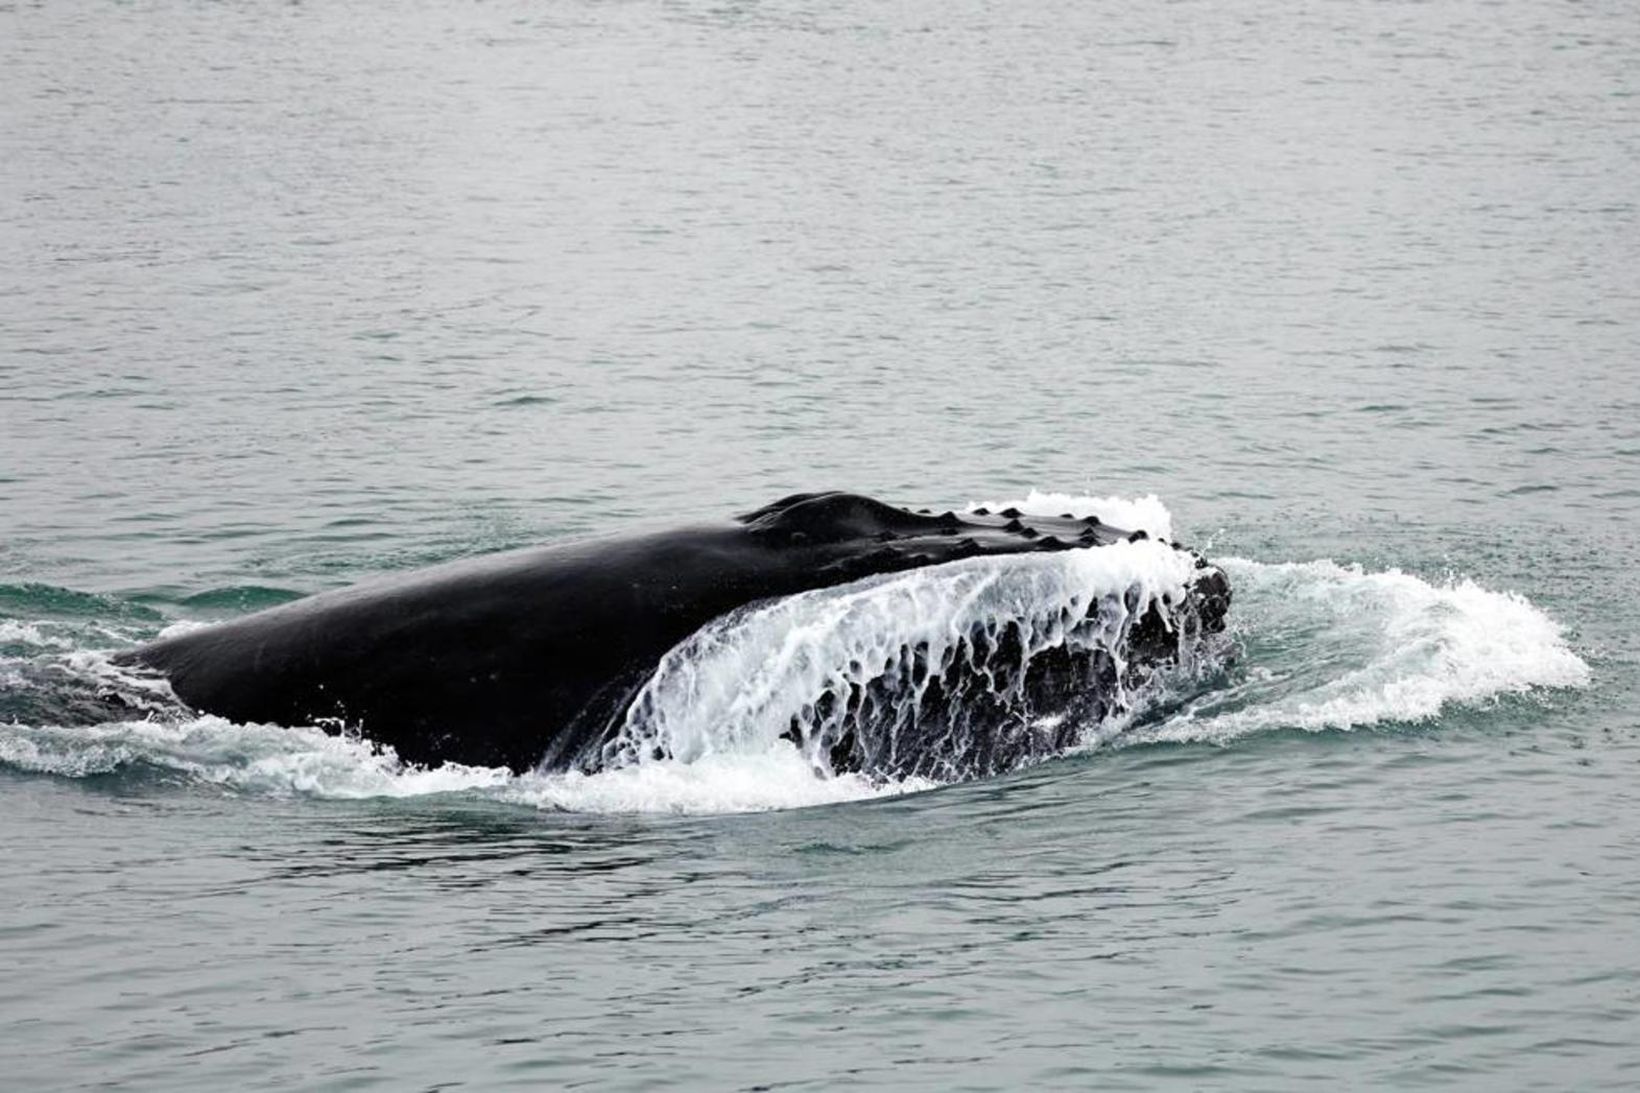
[117,493,1231,779]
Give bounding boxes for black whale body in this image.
[117,492,1231,775]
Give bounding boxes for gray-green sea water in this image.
[3,0,1638,1087]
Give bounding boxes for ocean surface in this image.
[4,0,1639,1087]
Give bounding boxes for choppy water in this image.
[4,0,1639,1087]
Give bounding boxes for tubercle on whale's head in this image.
[737,491,1129,553]
[736,492,1230,615]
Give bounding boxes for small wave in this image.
[176,586,304,613]
[0,582,162,623]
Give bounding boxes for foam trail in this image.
[1137,557,1590,745]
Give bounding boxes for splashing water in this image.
[600,539,1214,782]
[1135,557,1592,745]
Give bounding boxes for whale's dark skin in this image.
[116,492,1230,773]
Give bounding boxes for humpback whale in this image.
[117,492,1231,778]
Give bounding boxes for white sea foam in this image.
[968,490,1174,540]
[156,618,212,641]
[0,621,71,649]
[0,713,933,812]
[504,750,937,815]
[1132,557,1590,745]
